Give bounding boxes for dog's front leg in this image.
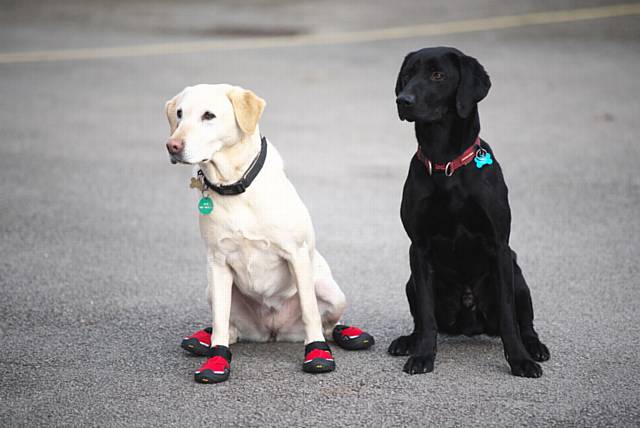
[193,249,234,384]
[207,249,234,347]
[495,244,542,378]
[403,243,437,374]
[288,247,325,344]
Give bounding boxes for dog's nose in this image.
[396,94,415,108]
[166,138,184,155]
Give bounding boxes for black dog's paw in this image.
[388,335,415,356]
[403,354,435,375]
[509,358,542,378]
[523,337,550,362]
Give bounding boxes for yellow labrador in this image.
[164,84,373,383]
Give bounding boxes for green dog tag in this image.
[198,196,214,215]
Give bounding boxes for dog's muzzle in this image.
[166,138,192,164]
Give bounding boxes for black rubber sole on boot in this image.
[180,327,214,356]
[303,358,336,373]
[334,332,375,351]
[194,368,230,384]
[332,326,375,351]
[181,338,214,357]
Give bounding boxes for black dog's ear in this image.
[456,54,491,118]
[395,51,416,96]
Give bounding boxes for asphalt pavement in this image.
[1,1,639,426]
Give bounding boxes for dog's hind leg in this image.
[314,256,376,351]
[276,278,347,342]
[513,252,550,362]
[315,277,347,339]
[273,276,345,342]
[226,286,271,343]
[312,251,347,339]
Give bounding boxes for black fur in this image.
[389,47,550,377]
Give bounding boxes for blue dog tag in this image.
[474,150,493,169]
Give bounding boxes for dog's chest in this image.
[224,236,293,302]
[424,187,481,235]
[423,188,493,273]
[201,214,294,305]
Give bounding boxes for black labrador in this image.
[389,47,550,378]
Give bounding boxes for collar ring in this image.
[445,162,454,177]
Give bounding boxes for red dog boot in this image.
[181,327,213,356]
[332,324,375,351]
[302,341,335,373]
[194,345,232,384]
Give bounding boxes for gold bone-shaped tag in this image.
[189,177,204,191]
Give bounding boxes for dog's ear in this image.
[227,88,266,135]
[395,51,416,96]
[455,54,491,118]
[164,91,183,134]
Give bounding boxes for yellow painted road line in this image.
[1,3,639,64]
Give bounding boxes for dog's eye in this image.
[431,71,445,81]
[176,109,182,119]
[202,111,216,121]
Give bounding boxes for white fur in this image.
[165,84,346,346]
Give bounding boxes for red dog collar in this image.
[416,136,481,176]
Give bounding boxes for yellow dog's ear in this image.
[227,88,266,135]
[164,94,180,134]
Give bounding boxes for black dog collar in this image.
[198,136,267,196]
